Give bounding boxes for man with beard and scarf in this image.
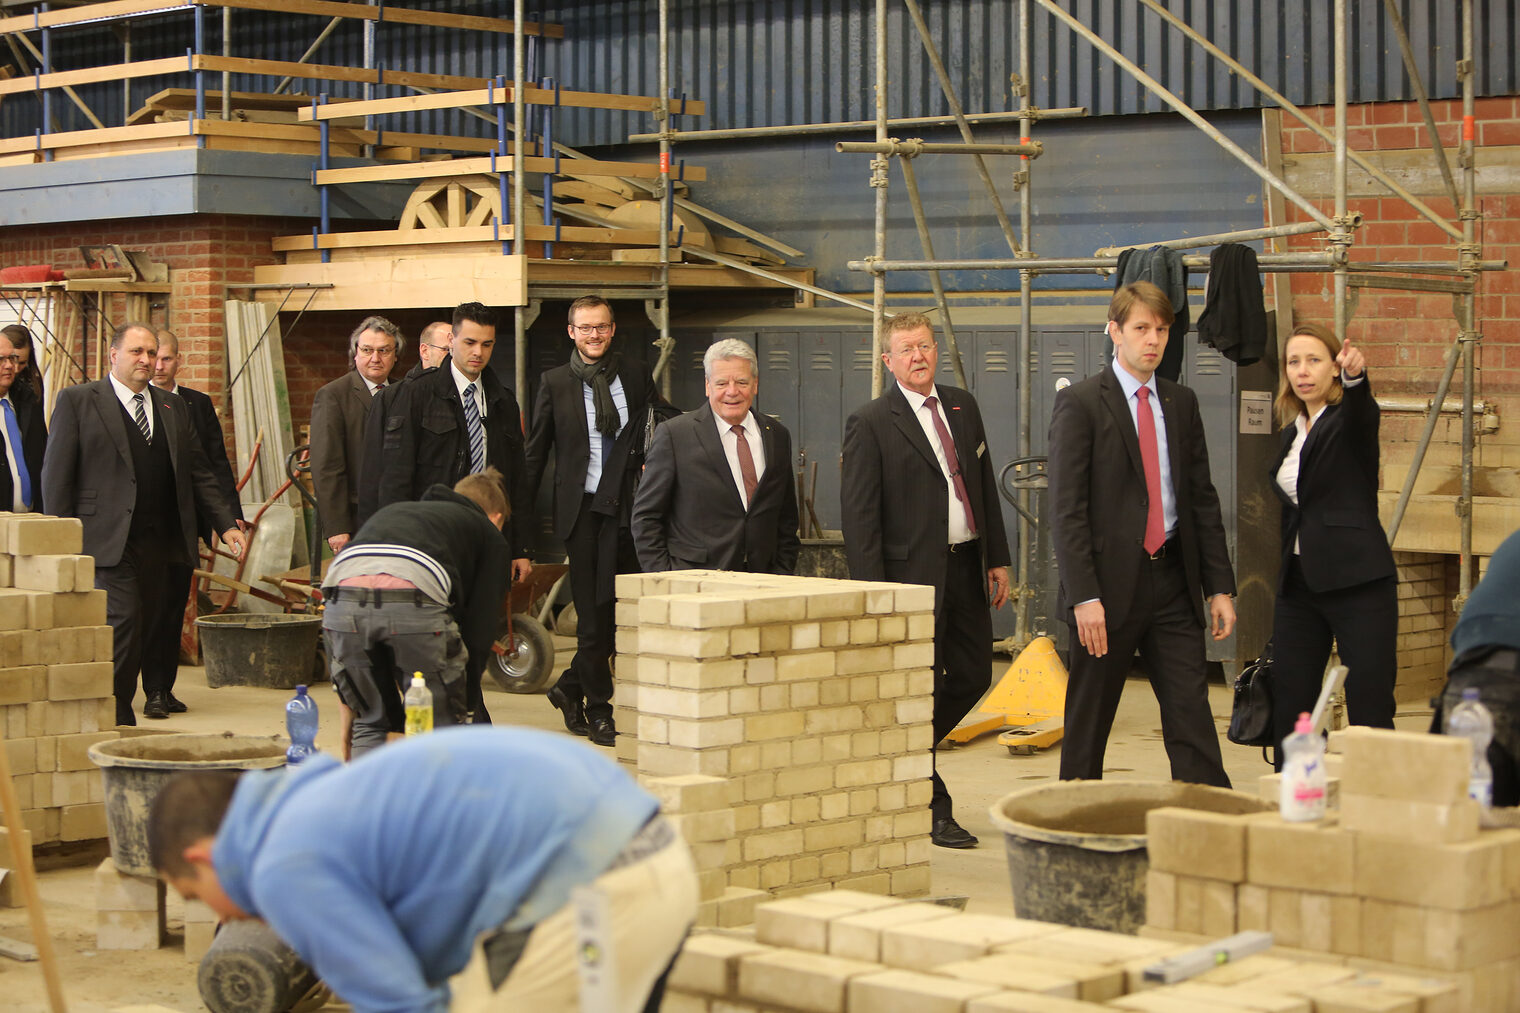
[525,296,671,747]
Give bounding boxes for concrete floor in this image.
[0,634,1428,1010]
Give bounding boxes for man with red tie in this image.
[1048,281,1236,787]
[841,313,1011,850]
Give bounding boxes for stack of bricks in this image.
[0,512,117,855]
[1392,550,1452,704]
[95,855,219,960]
[615,570,936,922]
[1146,727,1520,1011]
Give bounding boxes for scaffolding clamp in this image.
[869,157,889,188]
[1458,244,1483,271]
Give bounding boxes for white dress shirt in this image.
[363,376,386,396]
[715,410,766,510]
[108,373,153,440]
[582,374,629,493]
[451,362,488,459]
[897,382,974,544]
[0,394,28,511]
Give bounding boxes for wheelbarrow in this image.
[486,563,568,695]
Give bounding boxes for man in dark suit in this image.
[355,320,451,530]
[141,329,246,716]
[373,303,532,723]
[0,328,45,515]
[42,323,246,725]
[1048,281,1236,787]
[525,296,669,746]
[841,313,1011,850]
[631,338,799,576]
[310,316,403,555]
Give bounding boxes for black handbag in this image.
[1227,644,1275,748]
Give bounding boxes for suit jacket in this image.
[840,383,1011,612]
[170,384,244,544]
[41,380,238,568]
[0,382,46,514]
[356,361,430,530]
[1048,365,1235,629]
[1272,377,1394,594]
[310,370,378,541]
[374,360,532,559]
[523,355,666,539]
[630,403,800,574]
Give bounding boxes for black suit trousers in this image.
[97,538,171,720]
[1271,556,1396,766]
[142,561,193,698]
[1060,550,1230,787]
[559,494,640,723]
[930,545,993,820]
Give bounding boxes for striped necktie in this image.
[462,383,486,473]
[132,393,152,443]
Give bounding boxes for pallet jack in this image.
[943,634,1068,755]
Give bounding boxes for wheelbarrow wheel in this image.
[487,614,556,694]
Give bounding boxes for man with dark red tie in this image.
[841,313,1011,850]
[1048,281,1237,787]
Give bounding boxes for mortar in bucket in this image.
[989,780,1271,933]
[89,733,287,877]
[196,612,322,689]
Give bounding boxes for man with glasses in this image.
[0,328,44,515]
[841,313,1010,850]
[525,296,670,746]
[311,317,403,555]
[356,320,452,529]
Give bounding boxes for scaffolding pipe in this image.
[1344,260,1505,275]
[837,139,1044,157]
[682,247,876,315]
[627,107,1088,143]
[1383,0,1461,210]
[899,156,967,388]
[1031,0,1336,234]
[656,0,673,400]
[220,5,230,118]
[273,17,344,94]
[1134,0,1463,242]
[1333,0,1350,345]
[1459,0,1478,599]
[850,252,1339,273]
[869,0,887,398]
[1094,220,1330,257]
[902,0,1022,257]
[1386,334,1464,542]
[512,0,527,411]
[1016,0,1035,645]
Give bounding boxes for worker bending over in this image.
[150,726,699,1012]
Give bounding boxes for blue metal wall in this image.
[3,2,1514,144]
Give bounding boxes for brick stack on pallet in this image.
[1146,727,1520,1011]
[0,512,117,862]
[614,570,937,925]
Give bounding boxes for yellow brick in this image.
[11,554,82,592]
[1146,870,1177,931]
[670,933,775,994]
[47,662,113,701]
[828,902,959,962]
[846,968,1001,1013]
[56,732,118,772]
[0,665,43,706]
[1340,794,1480,845]
[60,803,107,842]
[51,589,106,627]
[1147,807,1248,882]
[881,913,1058,971]
[1245,812,1356,894]
[6,516,83,555]
[738,948,879,1010]
[1339,726,1471,805]
[777,652,836,681]
[934,954,1083,999]
[1353,828,1520,910]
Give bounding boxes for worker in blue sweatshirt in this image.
[147,727,699,1013]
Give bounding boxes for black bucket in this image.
[196,613,322,689]
[989,780,1270,934]
[88,733,287,877]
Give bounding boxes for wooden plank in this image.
[126,87,358,125]
[270,224,677,252]
[0,119,186,154]
[251,255,528,311]
[313,155,703,185]
[0,0,182,34]
[203,0,563,37]
[297,84,703,121]
[0,56,189,97]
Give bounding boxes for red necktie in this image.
[925,395,977,536]
[731,425,758,507]
[1136,386,1165,555]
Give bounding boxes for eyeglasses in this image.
[356,345,395,359]
[889,342,935,358]
[425,343,451,353]
[572,323,614,336]
[0,355,17,367]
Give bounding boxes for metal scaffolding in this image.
[835,0,1504,645]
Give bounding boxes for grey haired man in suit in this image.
[42,323,246,725]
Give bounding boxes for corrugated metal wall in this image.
[4,1,1514,144]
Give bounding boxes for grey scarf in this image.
[568,350,621,437]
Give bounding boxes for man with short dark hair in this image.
[1048,281,1236,787]
[311,316,404,555]
[323,470,511,757]
[42,323,247,725]
[630,338,799,576]
[525,296,670,746]
[841,312,1010,849]
[149,727,699,1013]
[145,329,245,716]
[0,327,44,515]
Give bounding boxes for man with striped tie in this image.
[372,303,532,722]
[41,323,247,726]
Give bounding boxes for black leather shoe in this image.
[931,816,979,849]
[546,684,589,736]
[143,694,170,720]
[588,716,617,747]
[115,707,137,727]
[165,693,188,714]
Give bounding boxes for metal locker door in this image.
[1182,339,1238,665]
[798,330,844,533]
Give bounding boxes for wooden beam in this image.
[271,224,678,252]
[297,84,704,121]
[312,155,704,185]
[252,256,528,310]
[0,0,562,37]
[0,119,185,154]
[0,55,188,97]
[192,55,488,92]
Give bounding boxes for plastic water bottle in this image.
[285,685,318,765]
[1279,712,1327,822]
[404,673,433,737]
[1446,687,1494,807]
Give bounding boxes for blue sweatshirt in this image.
[211,727,658,1013]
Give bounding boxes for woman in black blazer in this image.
[1269,323,1397,764]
